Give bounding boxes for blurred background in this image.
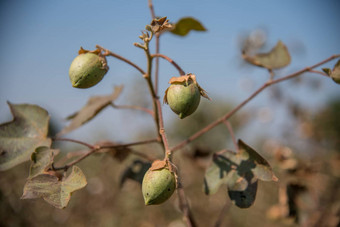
[0,0,339,226]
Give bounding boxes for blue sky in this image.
[0,0,339,142]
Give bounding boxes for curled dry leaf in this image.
[58,85,123,136]
[150,16,173,34]
[150,159,167,171]
[78,47,102,55]
[29,146,59,179]
[21,166,87,209]
[0,103,51,171]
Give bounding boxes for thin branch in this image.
[110,102,154,117]
[214,201,231,227]
[99,138,160,149]
[143,8,196,225]
[96,45,146,75]
[144,41,167,152]
[51,138,160,171]
[148,0,156,19]
[176,179,197,227]
[152,53,186,76]
[154,34,161,95]
[55,150,88,166]
[52,149,97,171]
[171,54,340,152]
[223,120,238,151]
[307,69,330,77]
[156,99,170,152]
[148,0,161,95]
[269,54,339,85]
[52,137,95,149]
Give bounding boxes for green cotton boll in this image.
[69,53,109,88]
[166,81,201,119]
[142,168,176,205]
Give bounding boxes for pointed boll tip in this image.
[144,197,154,206]
[179,113,185,119]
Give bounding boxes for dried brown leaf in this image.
[58,85,123,136]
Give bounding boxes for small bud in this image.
[142,168,176,205]
[150,17,173,34]
[164,74,210,119]
[69,52,109,88]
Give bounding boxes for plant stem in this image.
[99,138,160,149]
[148,0,156,19]
[146,5,196,226]
[152,53,186,76]
[51,138,159,171]
[214,201,231,227]
[171,54,340,152]
[223,120,238,151]
[156,99,170,152]
[307,69,329,77]
[110,103,154,117]
[177,179,197,227]
[52,149,97,171]
[154,35,160,95]
[96,45,146,75]
[143,39,172,156]
[52,137,95,149]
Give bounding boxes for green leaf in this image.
[238,140,278,182]
[330,60,340,84]
[228,171,258,208]
[58,85,123,135]
[204,140,277,208]
[120,160,151,187]
[171,17,206,36]
[204,151,239,195]
[0,103,51,171]
[243,40,291,69]
[29,146,59,179]
[21,166,87,209]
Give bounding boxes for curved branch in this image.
[223,120,238,151]
[307,69,329,77]
[148,0,156,19]
[214,201,231,227]
[98,138,159,149]
[51,138,160,171]
[171,54,340,152]
[96,45,146,75]
[52,137,95,149]
[177,178,197,227]
[152,53,186,76]
[110,103,154,117]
